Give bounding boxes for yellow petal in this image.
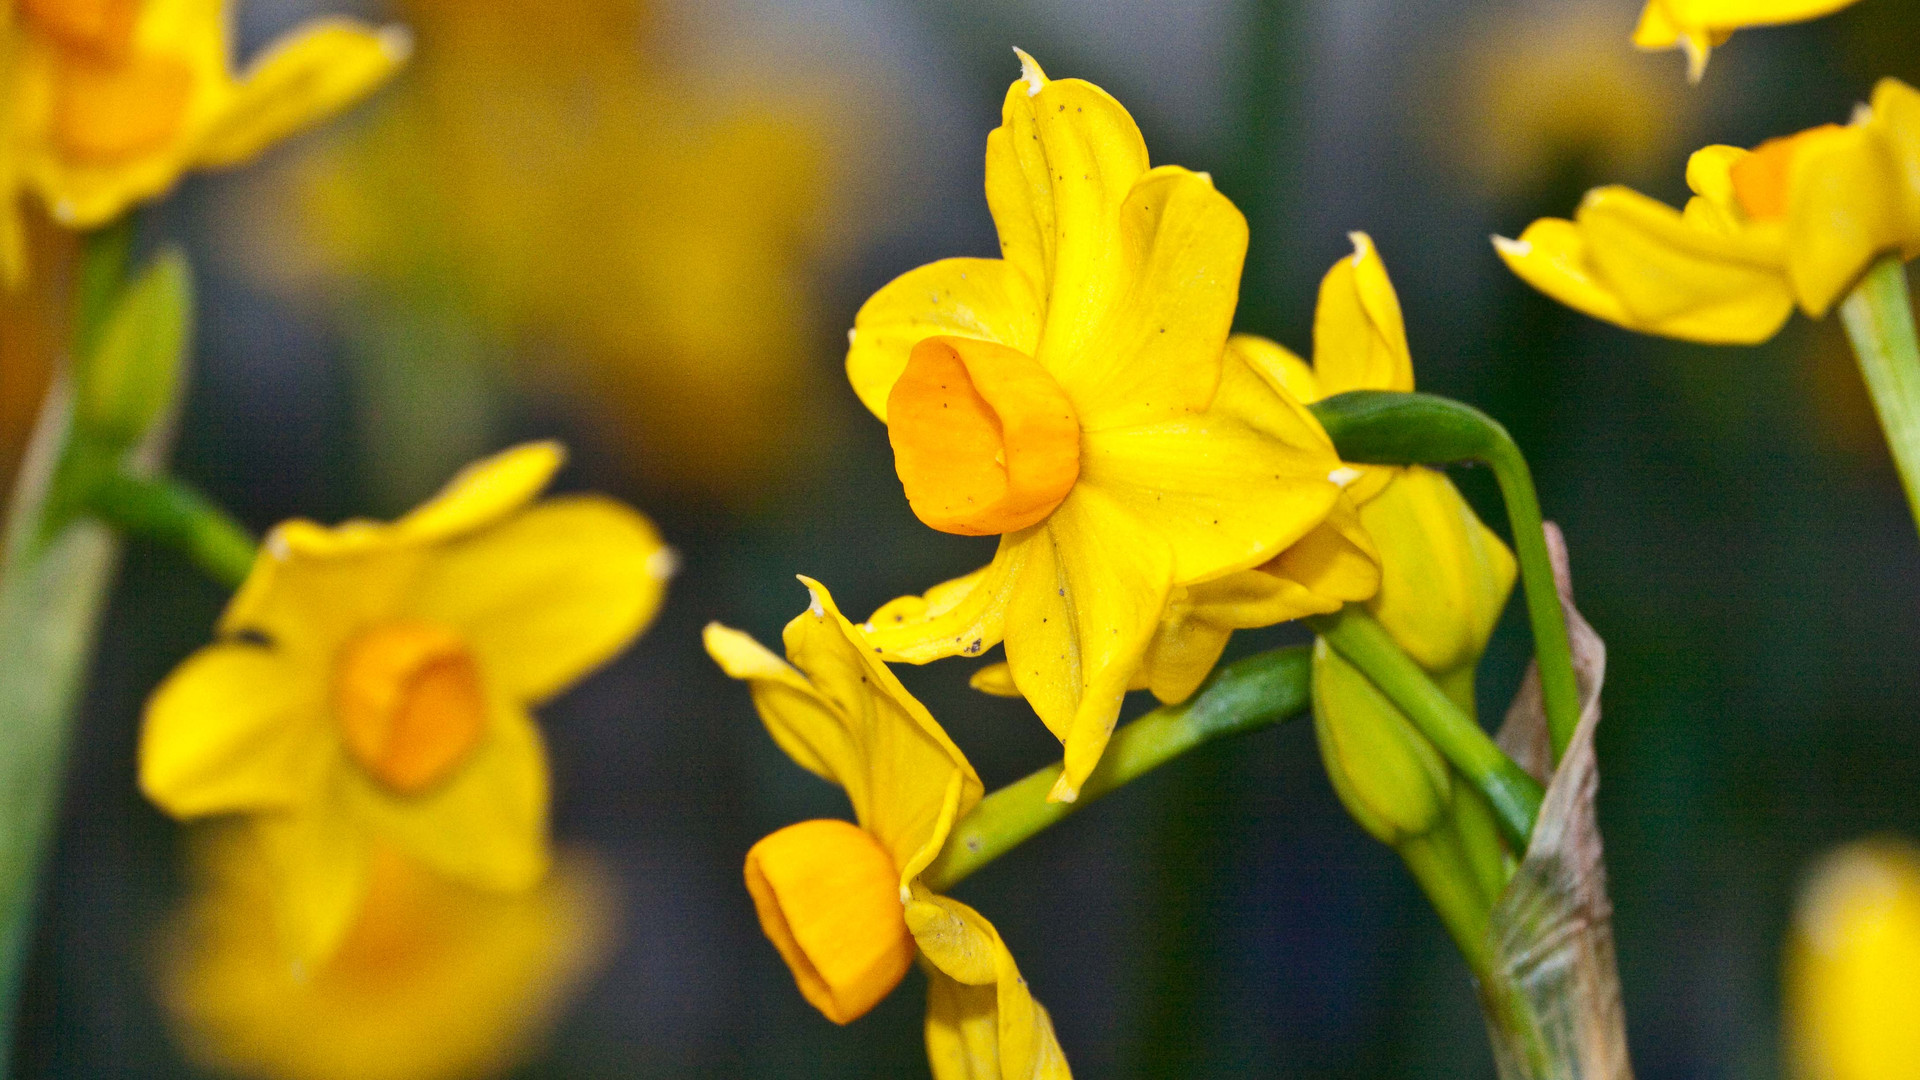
[1077,344,1341,586]
[845,258,1043,422]
[1784,122,1904,316]
[709,580,983,882]
[1000,490,1173,800]
[345,698,549,893]
[1574,185,1794,339]
[140,642,334,816]
[1312,232,1413,396]
[968,662,1023,698]
[218,532,424,669]
[193,19,410,168]
[409,495,670,704]
[861,554,1018,665]
[394,441,564,543]
[910,891,1072,1080]
[1051,166,1246,430]
[1362,467,1516,679]
[983,54,1148,339]
[1133,600,1233,707]
[246,803,370,964]
[1785,839,1920,1080]
[1682,144,1751,233]
[1227,333,1320,404]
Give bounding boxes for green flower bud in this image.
[1311,637,1453,846]
[75,249,192,452]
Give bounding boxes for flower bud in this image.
[1785,839,1920,1080]
[1311,638,1453,846]
[743,819,915,1025]
[74,249,192,451]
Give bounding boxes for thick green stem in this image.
[1311,391,1582,760]
[1399,826,1494,973]
[1310,607,1542,850]
[923,645,1311,891]
[84,473,254,590]
[1839,255,1920,537]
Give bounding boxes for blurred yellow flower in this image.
[706,580,1070,1078]
[1,0,406,281]
[140,442,671,962]
[1496,78,1920,343]
[244,0,849,500]
[1634,0,1863,82]
[848,52,1343,801]
[161,835,613,1080]
[1784,838,1920,1080]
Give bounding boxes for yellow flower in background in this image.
[238,0,853,500]
[140,442,671,962]
[848,52,1344,801]
[705,580,1070,1079]
[1634,0,1864,82]
[1496,78,1920,344]
[1,0,406,281]
[160,835,613,1080]
[1784,838,1920,1080]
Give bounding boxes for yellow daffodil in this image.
[847,51,1345,801]
[140,442,671,963]
[2,0,407,281]
[706,580,1070,1079]
[1784,838,1920,1080]
[1497,78,1920,344]
[160,833,613,1080]
[1633,0,1863,82]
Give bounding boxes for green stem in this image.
[85,473,255,590]
[923,645,1311,891]
[1309,606,1542,849]
[71,217,134,367]
[1310,391,1582,761]
[1398,825,1494,973]
[1839,255,1920,537]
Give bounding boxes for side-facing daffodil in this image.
[846,51,1344,801]
[706,580,1070,1079]
[160,833,613,1080]
[1784,838,1920,1080]
[1496,77,1920,344]
[1633,0,1864,82]
[140,442,671,963]
[2,0,408,280]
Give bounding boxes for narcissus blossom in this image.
[140,442,670,962]
[1496,78,1920,344]
[1784,839,1920,1080]
[847,51,1344,800]
[160,836,613,1080]
[1634,0,1863,82]
[2,0,407,281]
[706,580,1070,1079]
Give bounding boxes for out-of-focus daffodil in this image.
[1497,78,1920,343]
[1784,838,1920,1080]
[706,580,1071,1078]
[239,0,851,500]
[140,442,671,963]
[848,52,1344,801]
[1634,0,1863,82]
[1,0,407,282]
[161,834,613,1080]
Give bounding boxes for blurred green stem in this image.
[1311,391,1581,761]
[1839,255,1920,536]
[1309,606,1542,850]
[85,473,254,590]
[922,646,1311,891]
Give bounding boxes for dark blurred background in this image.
[16,0,1920,1076]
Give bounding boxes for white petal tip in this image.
[264,530,291,561]
[1345,231,1373,264]
[1852,100,1876,127]
[1491,235,1531,258]
[1013,47,1045,96]
[808,593,826,619]
[1328,466,1363,488]
[647,546,680,581]
[377,24,415,62]
[846,327,857,345]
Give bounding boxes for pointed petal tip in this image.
[1491,234,1531,257]
[377,23,415,62]
[1012,47,1046,96]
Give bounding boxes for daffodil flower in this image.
[846,51,1344,801]
[160,836,612,1080]
[1633,0,1863,82]
[140,442,671,962]
[1784,839,1920,1080]
[706,580,1070,1079]
[2,0,408,280]
[1496,78,1920,344]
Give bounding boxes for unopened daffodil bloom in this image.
[1784,838,1920,1080]
[2,0,407,282]
[160,835,613,1080]
[706,580,1070,1079]
[848,52,1344,801]
[1497,77,1920,344]
[1634,0,1863,83]
[140,442,671,963]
